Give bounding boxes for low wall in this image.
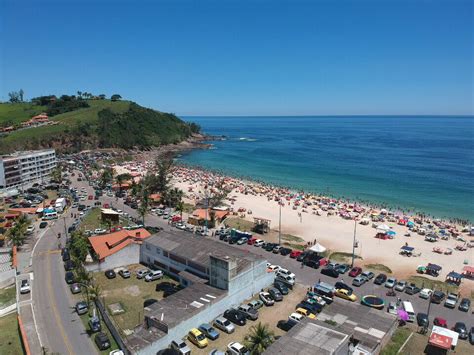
[0,269,16,288]
[85,244,140,272]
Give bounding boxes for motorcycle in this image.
[386,290,396,297]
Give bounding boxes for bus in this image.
[402,301,415,322]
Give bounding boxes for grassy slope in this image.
[0,313,23,355]
[0,100,130,153]
[0,102,47,125]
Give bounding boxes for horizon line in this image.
[180,114,474,118]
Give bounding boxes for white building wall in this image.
[85,244,141,272]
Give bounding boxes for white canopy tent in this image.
[376,224,391,233]
[310,243,327,253]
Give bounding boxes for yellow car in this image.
[335,288,357,302]
[295,307,316,319]
[188,328,208,348]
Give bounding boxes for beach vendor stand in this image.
[445,271,462,286]
[425,263,442,277]
[417,265,426,274]
[461,266,474,280]
[400,246,414,256]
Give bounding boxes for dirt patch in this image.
[124,285,141,297]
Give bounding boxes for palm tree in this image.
[175,200,184,220]
[6,215,30,248]
[50,167,62,183]
[99,167,114,189]
[244,322,275,354]
[138,189,149,225]
[115,173,132,195]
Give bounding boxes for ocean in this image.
[179,116,474,222]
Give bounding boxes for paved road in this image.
[31,206,97,354]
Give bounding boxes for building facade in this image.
[0,149,57,190]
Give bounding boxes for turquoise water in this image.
[180,116,474,222]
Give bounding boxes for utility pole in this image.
[63,215,68,244]
[351,219,357,267]
[278,200,282,246]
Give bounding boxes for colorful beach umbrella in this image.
[397,309,409,321]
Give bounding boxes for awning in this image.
[376,224,390,232]
[462,265,474,273]
[446,271,463,280]
[429,325,458,348]
[401,246,414,252]
[309,243,327,253]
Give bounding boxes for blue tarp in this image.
[401,246,414,252]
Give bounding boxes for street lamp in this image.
[351,219,357,267]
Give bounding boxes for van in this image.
[402,301,415,322]
[42,212,58,220]
[145,270,163,282]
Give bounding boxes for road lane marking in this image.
[47,253,74,355]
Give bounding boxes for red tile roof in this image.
[88,228,151,259]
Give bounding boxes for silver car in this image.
[394,281,407,292]
[388,302,398,315]
[214,316,235,334]
[170,340,191,355]
[385,277,397,288]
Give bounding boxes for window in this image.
[169,253,186,265]
[188,260,207,274]
[146,243,151,250]
[156,247,161,254]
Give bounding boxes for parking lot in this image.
[186,284,307,354]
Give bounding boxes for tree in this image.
[165,187,184,208]
[69,231,90,262]
[8,91,21,103]
[175,200,184,220]
[19,89,24,102]
[115,173,132,194]
[77,91,82,99]
[138,189,149,225]
[244,322,275,354]
[50,167,62,183]
[6,215,30,248]
[99,167,114,189]
[111,94,122,101]
[98,94,106,100]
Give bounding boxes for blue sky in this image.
[1,0,472,115]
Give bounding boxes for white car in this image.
[227,342,250,355]
[277,268,295,279]
[20,279,31,294]
[26,225,35,234]
[385,277,397,288]
[214,316,235,334]
[170,340,191,355]
[254,239,264,247]
[267,265,281,272]
[136,269,150,279]
[175,223,186,230]
[259,292,275,306]
[288,313,304,323]
[419,288,433,299]
[109,351,125,355]
[145,270,163,282]
[388,302,398,315]
[394,281,407,292]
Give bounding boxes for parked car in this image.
[296,301,322,314]
[143,299,158,308]
[65,271,75,284]
[280,247,292,256]
[145,270,163,282]
[198,323,220,340]
[361,271,375,281]
[444,293,458,308]
[405,284,421,295]
[434,317,448,328]
[223,309,247,326]
[259,292,274,306]
[288,312,304,323]
[64,260,74,271]
[385,277,397,288]
[70,283,81,294]
[419,288,433,299]
[227,342,250,355]
[214,316,235,334]
[268,287,283,302]
[247,299,264,310]
[453,322,468,340]
[273,281,289,295]
[277,319,298,331]
[94,332,111,351]
[335,288,357,302]
[238,304,259,320]
[295,307,316,319]
[170,340,191,355]
[388,302,398,315]
[254,239,264,247]
[394,281,407,292]
[118,269,131,278]
[335,264,350,274]
[321,267,339,278]
[416,313,429,328]
[334,281,353,293]
[188,328,208,348]
[39,221,48,228]
[267,264,281,272]
[136,269,150,279]
[272,245,283,254]
[290,250,302,259]
[458,298,470,312]
[304,260,320,269]
[236,237,247,245]
[297,251,310,262]
[20,279,30,294]
[104,269,116,279]
[469,327,474,345]
[75,301,88,315]
[349,267,362,277]
[352,275,366,287]
[431,290,446,304]
[88,316,101,332]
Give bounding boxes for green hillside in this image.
[0,99,198,153]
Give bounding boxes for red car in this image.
[247,237,257,245]
[319,258,329,267]
[290,250,302,259]
[434,317,447,328]
[88,195,93,200]
[103,203,110,208]
[349,267,362,277]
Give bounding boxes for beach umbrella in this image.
[397,309,409,321]
[387,230,396,236]
[377,224,390,232]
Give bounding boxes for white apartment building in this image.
[0,149,57,190]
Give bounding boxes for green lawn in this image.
[0,286,16,307]
[328,251,362,262]
[79,207,130,232]
[93,264,178,332]
[366,263,393,274]
[381,327,412,355]
[0,313,23,355]
[224,217,255,231]
[408,276,458,294]
[0,102,46,125]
